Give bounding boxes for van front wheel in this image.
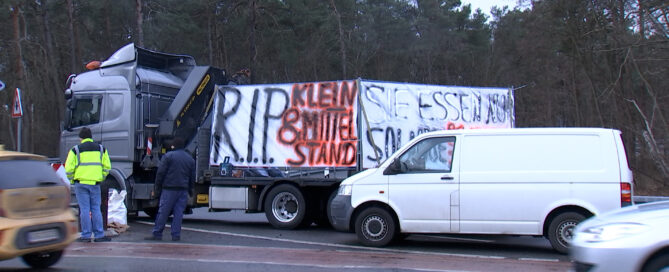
[547,212,585,254]
[355,207,396,247]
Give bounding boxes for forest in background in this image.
[0,0,667,195]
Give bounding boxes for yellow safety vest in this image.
[64,138,111,185]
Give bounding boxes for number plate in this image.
[27,228,60,243]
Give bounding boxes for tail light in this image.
[621,182,632,207]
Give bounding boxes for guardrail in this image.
[634,196,669,204]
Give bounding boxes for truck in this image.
[59,43,515,229]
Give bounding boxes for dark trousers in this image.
[100,181,109,230]
[152,189,188,238]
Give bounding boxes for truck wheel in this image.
[21,250,63,269]
[355,207,396,247]
[264,184,306,229]
[143,207,158,219]
[547,212,585,254]
[325,189,338,228]
[643,252,669,272]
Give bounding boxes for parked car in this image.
[570,200,669,272]
[0,145,79,268]
[329,128,634,253]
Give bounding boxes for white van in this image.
[329,128,633,253]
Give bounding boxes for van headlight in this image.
[580,223,648,242]
[338,184,352,196]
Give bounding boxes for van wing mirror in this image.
[383,159,403,175]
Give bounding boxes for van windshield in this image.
[398,137,455,172]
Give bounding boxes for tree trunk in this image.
[104,0,113,54]
[67,0,77,73]
[135,0,144,47]
[329,0,347,79]
[248,0,258,83]
[39,3,63,121]
[11,4,27,151]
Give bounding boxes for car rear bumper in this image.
[0,212,78,260]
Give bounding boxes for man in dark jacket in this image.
[145,137,195,241]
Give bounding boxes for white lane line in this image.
[417,235,494,243]
[518,258,560,262]
[66,254,472,272]
[136,220,506,260]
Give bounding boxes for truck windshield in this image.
[68,96,102,128]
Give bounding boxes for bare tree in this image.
[135,0,144,47]
[330,0,347,79]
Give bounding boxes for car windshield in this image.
[0,159,63,189]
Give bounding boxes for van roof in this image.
[417,127,618,138]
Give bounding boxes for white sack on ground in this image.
[108,189,128,226]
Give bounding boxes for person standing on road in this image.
[145,137,195,242]
[65,127,112,243]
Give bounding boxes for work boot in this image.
[144,236,162,241]
[93,237,111,242]
[76,237,91,243]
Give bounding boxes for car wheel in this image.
[264,184,306,229]
[21,250,64,269]
[643,252,669,272]
[355,207,396,247]
[547,212,585,254]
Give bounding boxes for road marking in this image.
[66,254,471,272]
[518,258,560,262]
[417,234,494,243]
[136,220,507,260]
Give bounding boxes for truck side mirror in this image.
[66,98,76,110]
[64,88,73,100]
[64,99,75,131]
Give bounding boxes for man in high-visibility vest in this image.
[65,127,112,242]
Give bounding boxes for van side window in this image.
[399,137,455,173]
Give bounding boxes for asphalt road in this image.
[0,208,572,271]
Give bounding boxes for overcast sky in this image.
[460,0,524,18]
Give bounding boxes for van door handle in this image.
[441,175,454,180]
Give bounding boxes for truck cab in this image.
[60,43,225,214]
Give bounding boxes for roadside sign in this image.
[0,80,5,91]
[11,88,23,118]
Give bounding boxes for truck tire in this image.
[325,189,338,228]
[547,212,585,254]
[143,207,158,219]
[355,207,396,247]
[264,184,306,229]
[21,250,63,269]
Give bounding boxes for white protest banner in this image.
[358,80,514,168]
[209,79,514,169]
[210,80,359,168]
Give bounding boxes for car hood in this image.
[580,201,669,228]
[340,168,378,186]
